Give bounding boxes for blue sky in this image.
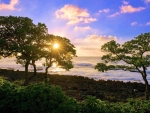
[0,0,150,56]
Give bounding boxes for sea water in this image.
[0,57,150,83]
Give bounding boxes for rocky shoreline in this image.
[0,69,148,102]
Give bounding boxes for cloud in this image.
[79,47,100,51]
[108,12,120,17]
[108,1,145,17]
[73,34,117,56]
[99,8,110,13]
[144,0,150,3]
[120,5,145,13]
[131,22,137,26]
[74,26,91,31]
[146,22,150,26]
[122,0,129,5]
[0,0,19,10]
[55,4,97,24]
[84,34,117,43]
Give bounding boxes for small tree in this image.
[95,32,150,100]
[43,35,76,82]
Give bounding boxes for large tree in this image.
[42,35,76,82]
[15,22,48,85]
[0,16,17,58]
[95,32,150,100]
[0,16,48,85]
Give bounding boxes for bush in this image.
[1,78,150,113]
[81,96,108,113]
[108,99,150,113]
[0,78,79,113]
[80,96,150,113]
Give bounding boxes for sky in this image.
[0,0,150,56]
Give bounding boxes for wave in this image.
[75,63,94,67]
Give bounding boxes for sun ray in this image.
[53,43,59,49]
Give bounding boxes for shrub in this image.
[1,78,150,113]
[0,78,79,113]
[81,96,150,113]
[81,96,108,113]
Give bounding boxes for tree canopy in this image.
[42,34,76,77]
[95,32,150,100]
[0,16,76,85]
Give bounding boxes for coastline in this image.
[0,69,147,102]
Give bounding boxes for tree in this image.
[0,16,17,58]
[15,22,48,84]
[95,32,150,100]
[0,16,48,85]
[42,35,76,82]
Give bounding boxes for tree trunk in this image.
[45,66,49,75]
[29,61,37,81]
[141,66,149,100]
[23,60,30,86]
[142,74,149,100]
[44,58,52,84]
[44,66,49,84]
[33,61,36,76]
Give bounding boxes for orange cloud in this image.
[0,0,19,10]
[120,5,145,13]
[109,1,145,17]
[84,35,117,43]
[55,4,97,24]
[74,34,117,56]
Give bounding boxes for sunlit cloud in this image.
[55,4,97,24]
[146,22,150,26]
[84,34,117,43]
[73,34,117,56]
[79,47,100,51]
[120,5,145,13]
[144,0,150,3]
[99,8,110,13]
[108,1,145,17]
[74,26,91,31]
[0,0,19,10]
[131,22,137,26]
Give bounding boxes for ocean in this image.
[0,57,150,83]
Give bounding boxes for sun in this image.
[53,43,59,49]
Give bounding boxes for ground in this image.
[0,69,147,102]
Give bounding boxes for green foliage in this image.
[0,16,76,85]
[81,96,108,113]
[0,16,49,84]
[81,96,150,113]
[1,78,150,113]
[95,63,109,72]
[109,99,150,113]
[80,96,150,113]
[95,32,150,100]
[96,33,150,72]
[0,78,79,113]
[43,35,76,74]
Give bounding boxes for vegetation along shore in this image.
[0,69,150,113]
